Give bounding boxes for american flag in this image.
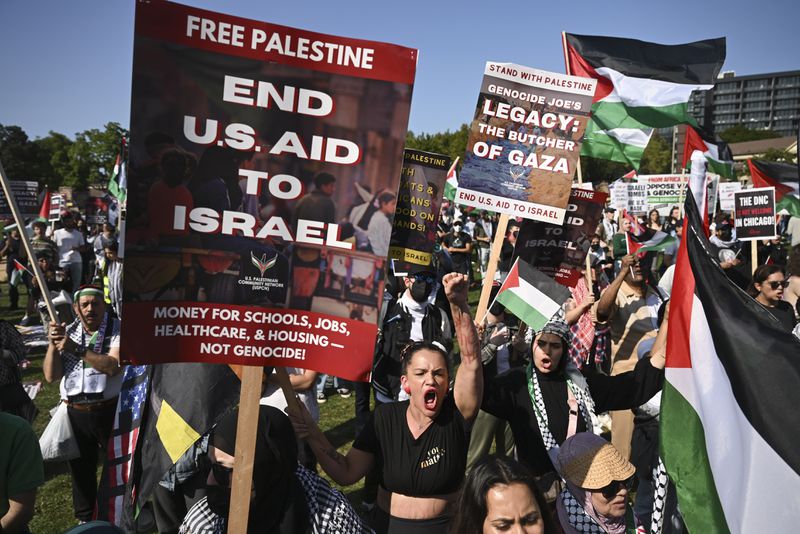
[96,364,149,525]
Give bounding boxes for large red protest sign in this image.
[121,1,416,380]
[513,187,608,287]
[456,62,596,224]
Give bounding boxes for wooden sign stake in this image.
[475,213,509,322]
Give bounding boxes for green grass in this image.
[7,281,482,533]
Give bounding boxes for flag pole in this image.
[0,158,58,322]
[475,213,509,323]
[751,240,758,274]
[447,156,460,177]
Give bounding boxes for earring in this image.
[403,385,411,395]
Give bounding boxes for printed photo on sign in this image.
[456,62,596,224]
[120,1,416,380]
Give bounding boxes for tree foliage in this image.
[581,133,673,181]
[405,124,470,163]
[761,147,797,164]
[719,124,781,144]
[0,122,126,191]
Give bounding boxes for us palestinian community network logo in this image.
[239,250,285,291]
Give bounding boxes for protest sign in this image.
[85,196,109,224]
[733,187,776,240]
[609,180,628,211]
[513,187,607,287]
[456,62,596,224]
[706,174,719,216]
[48,194,64,222]
[637,174,687,210]
[388,149,450,271]
[120,1,416,381]
[626,183,647,213]
[718,181,741,212]
[0,181,38,218]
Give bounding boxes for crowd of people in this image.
[1,180,799,534]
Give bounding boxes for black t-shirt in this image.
[352,396,469,496]
[443,232,472,266]
[765,301,797,332]
[482,358,664,476]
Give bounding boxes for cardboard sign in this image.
[388,149,450,271]
[48,194,64,222]
[718,181,742,212]
[456,62,596,224]
[733,187,776,241]
[120,1,416,380]
[0,181,39,218]
[636,174,687,210]
[513,188,608,287]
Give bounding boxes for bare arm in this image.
[287,402,374,486]
[596,255,634,322]
[446,273,482,422]
[1,491,37,533]
[564,294,595,326]
[44,322,65,383]
[648,302,669,370]
[83,345,121,376]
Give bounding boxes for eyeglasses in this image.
[599,476,634,499]
[211,463,233,487]
[767,281,789,290]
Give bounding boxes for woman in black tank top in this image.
[288,273,482,533]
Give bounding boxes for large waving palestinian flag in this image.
[563,33,726,170]
[682,125,735,179]
[747,159,800,217]
[660,192,800,532]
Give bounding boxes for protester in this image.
[646,209,662,232]
[496,220,519,281]
[748,264,796,331]
[662,206,680,236]
[1,228,27,311]
[44,285,123,523]
[481,315,667,503]
[0,318,36,422]
[371,267,453,404]
[179,405,367,534]
[597,208,618,252]
[53,213,87,292]
[29,251,72,304]
[289,273,481,533]
[594,254,666,459]
[554,432,636,533]
[450,455,557,534]
[473,212,492,280]
[100,240,123,318]
[153,434,210,534]
[0,412,44,534]
[443,220,473,281]
[785,246,800,319]
[467,303,522,469]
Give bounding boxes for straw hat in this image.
[556,433,635,490]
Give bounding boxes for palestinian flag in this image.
[625,227,675,256]
[122,363,240,531]
[108,139,127,203]
[444,166,458,202]
[747,159,800,217]
[12,259,32,276]
[682,125,735,179]
[622,169,637,179]
[37,189,51,222]
[564,33,726,170]
[493,258,571,331]
[660,193,800,532]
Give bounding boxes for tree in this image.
[638,133,672,174]
[761,147,797,164]
[63,122,127,190]
[34,131,73,190]
[719,124,781,144]
[0,124,40,182]
[406,124,469,163]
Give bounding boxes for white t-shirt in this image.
[260,367,319,422]
[53,228,85,265]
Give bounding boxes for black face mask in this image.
[591,243,600,250]
[205,484,231,517]
[410,279,433,303]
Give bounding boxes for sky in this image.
[1,0,798,141]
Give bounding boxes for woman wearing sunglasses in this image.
[749,264,796,331]
[554,432,637,533]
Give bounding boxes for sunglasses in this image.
[767,281,789,290]
[211,462,233,487]
[599,476,634,499]
[412,274,436,284]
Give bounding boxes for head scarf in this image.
[209,405,306,534]
[555,433,630,534]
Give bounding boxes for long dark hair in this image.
[450,456,558,534]
[748,264,785,297]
